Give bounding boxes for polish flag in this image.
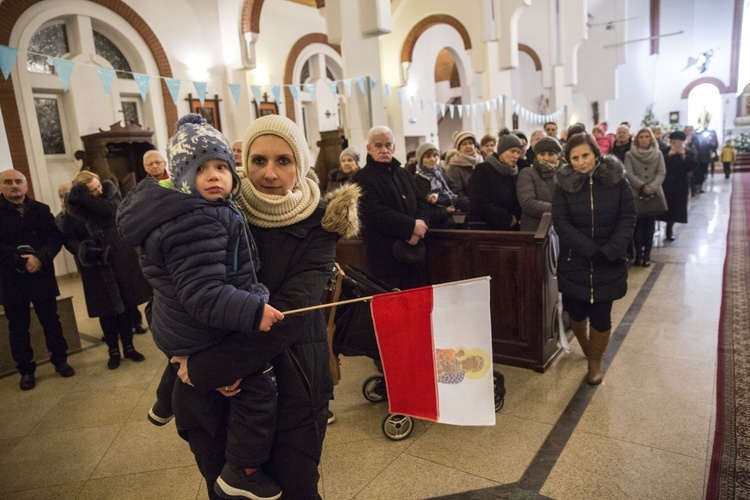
[370,278,496,426]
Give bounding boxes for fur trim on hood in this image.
[322,182,360,239]
[555,155,625,193]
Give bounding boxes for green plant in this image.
[641,105,660,128]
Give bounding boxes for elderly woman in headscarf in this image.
[516,136,563,232]
[413,142,458,229]
[326,146,360,194]
[445,130,482,211]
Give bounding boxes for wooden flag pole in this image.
[281,276,491,316]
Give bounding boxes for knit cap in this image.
[340,146,360,164]
[416,142,438,164]
[453,131,476,150]
[167,114,238,196]
[496,133,524,156]
[242,115,311,185]
[533,136,562,155]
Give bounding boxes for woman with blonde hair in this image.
[64,171,151,369]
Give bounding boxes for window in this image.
[33,95,66,155]
[93,31,134,79]
[120,98,140,126]
[27,23,69,74]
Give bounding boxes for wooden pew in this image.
[335,213,565,372]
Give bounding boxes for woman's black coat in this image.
[552,155,637,303]
[63,180,151,318]
[658,149,695,224]
[465,158,522,230]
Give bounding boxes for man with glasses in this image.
[142,150,169,180]
[353,126,429,290]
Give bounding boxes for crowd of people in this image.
[0,112,740,499]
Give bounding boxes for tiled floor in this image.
[0,175,732,499]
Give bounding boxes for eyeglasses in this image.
[145,160,165,167]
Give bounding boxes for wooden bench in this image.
[0,296,82,376]
[335,214,565,372]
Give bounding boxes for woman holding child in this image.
[120,114,358,499]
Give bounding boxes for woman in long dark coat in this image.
[64,171,151,369]
[657,130,696,240]
[552,133,636,385]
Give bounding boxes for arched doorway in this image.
[687,83,723,138]
[434,48,463,152]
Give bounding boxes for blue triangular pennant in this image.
[344,79,352,96]
[357,77,366,94]
[409,95,414,108]
[96,67,115,96]
[306,84,315,103]
[485,100,491,112]
[271,85,281,103]
[431,102,437,113]
[493,97,499,110]
[165,78,181,104]
[449,105,455,119]
[397,89,403,106]
[0,45,19,80]
[290,85,299,102]
[458,105,463,119]
[251,85,262,108]
[228,83,241,106]
[420,99,425,111]
[52,58,75,91]
[440,103,446,118]
[193,81,207,105]
[328,81,338,96]
[133,73,151,101]
[385,84,391,98]
[370,77,377,90]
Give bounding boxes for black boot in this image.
[108,347,121,370]
[123,344,145,362]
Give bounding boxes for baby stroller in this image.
[328,264,506,440]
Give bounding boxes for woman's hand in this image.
[642,185,655,196]
[427,193,438,204]
[216,378,242,397]
[259,304,284,331]
[170,355,193,387]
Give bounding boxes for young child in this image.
[117,114,284,500]
[720,139,737,179]
[592,126,614,155]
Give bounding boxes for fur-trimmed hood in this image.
[321,182,360,239]
[66,179,120,233]
[555,155,625,193]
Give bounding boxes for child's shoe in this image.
[214,463,281,500]
[147,399,174,426]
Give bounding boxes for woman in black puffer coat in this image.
[64,171,151,369]
[552,133,636,385]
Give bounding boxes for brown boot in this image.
[586,327,611,385]
[570,318,590,357]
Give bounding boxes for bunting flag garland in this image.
[0,45,19,79]
[457,105,463,119]
[133,72,150,102]
[165,77,181,104]
[193,81,207,105]
[306,83,315,103]
[440,103,446,118]
[228,83,241,106]
[290,85,299,102]
[357,76,366,94]
[271,85,281,103]
[328,81,338,97]
[52,57,75,91]
[370,77,378,90]
[251,85,262,108]
[96,67,115,96]
[343,79,352,96]
[449,105,455,119]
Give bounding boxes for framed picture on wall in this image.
[254,99,279,118]
[669,111,680,124]
[187,94,222,132]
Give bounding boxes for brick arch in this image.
[283,33,341,122]
[518,44,542,71]
[242,0,324,35]
[401,14,472,64]
[0,0,178,196]
[681,77,730,99]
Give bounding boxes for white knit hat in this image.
[242,115,311,185]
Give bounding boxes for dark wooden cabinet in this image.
[335,214,564,372]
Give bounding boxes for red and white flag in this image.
[370,277,495,426]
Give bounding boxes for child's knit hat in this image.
[167,114,239,195]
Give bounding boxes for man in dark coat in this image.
[0,169,74,390]
[610,125,632,162]
[353,125,429,290]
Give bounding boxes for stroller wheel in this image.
[493,370,505,412]
[362,375,387,402]
[382,414,413,441]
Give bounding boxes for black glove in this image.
[78,240,105,267]
[591,250,609,265]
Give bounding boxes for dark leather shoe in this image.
[133,323,148,334]
[55,362,75,377]
[20,373,36,391]
[641,260,651,267]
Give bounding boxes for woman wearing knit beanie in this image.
[465,129,523,230]
[162,114,360,499]
[326,146,360,194]
[445,130,482,211]
[414,142,458,229]
[517,136,562,231]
